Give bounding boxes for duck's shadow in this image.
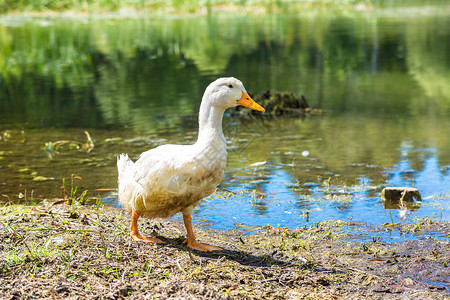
[156,235,310,269]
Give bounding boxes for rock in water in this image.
[382,187,422,202]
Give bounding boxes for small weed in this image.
[324,177,332,194]
[60,174,89,218]
[145,264,153,278]
[22,190,36,206]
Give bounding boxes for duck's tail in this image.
[117,154,138,208]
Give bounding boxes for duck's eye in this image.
[228,84,233,88]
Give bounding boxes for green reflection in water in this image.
[1,12,448,128]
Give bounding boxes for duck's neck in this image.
[196,100,226,145]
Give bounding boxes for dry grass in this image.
[1,202,449,299]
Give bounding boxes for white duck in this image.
[117,77,264,251]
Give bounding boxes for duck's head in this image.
[204,77,265,112]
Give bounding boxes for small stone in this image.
[382,187,421,201]
[33,175,51,181]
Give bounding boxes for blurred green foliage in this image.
[1,0,447,14]
[0,0,364,14]
[0,13,448,129]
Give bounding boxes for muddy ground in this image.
[0,202,448,299]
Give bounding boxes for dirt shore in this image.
[1,202,448,299]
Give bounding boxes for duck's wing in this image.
[118,145,190,207]
[132,144,194,186]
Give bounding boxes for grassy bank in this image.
[0,0,438,15]
[1,201,448,299]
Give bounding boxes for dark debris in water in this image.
[1,202,449,299]
[231,90,320,118]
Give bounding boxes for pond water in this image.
[0,7,449,232]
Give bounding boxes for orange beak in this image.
[237,91,265,112]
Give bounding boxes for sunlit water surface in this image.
[0,9,449,235]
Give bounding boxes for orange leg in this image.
[182,214,221,251]
[130,209,163,244]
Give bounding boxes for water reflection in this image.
[1,13,449,128]
[0,11,449,228]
